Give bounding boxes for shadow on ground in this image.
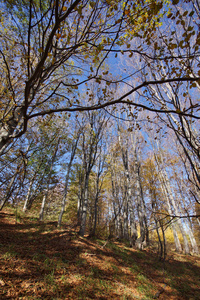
[0,210,200,300]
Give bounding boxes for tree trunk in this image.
[157,146,190,254]
[0,165,20,210]
[162,171,190,254]
[23,168,40,212]
[155,159,182,252]
[185,222,199,255]
[118,129,137,242]
[58,134,80,227]
[134,148,146,245]
[79,173,89,236]
[0,107,24,156]
[39,138,60,221]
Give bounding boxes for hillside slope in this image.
[0,208,199,300]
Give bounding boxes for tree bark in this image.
[0,166,20,210]
[58,133,80,227]
[39,138,60,221]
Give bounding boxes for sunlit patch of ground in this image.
[0,207,199,299]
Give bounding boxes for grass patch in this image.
[32,252,47,262]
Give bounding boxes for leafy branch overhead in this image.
[0,0,200,152]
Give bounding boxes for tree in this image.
[39,136,60,221]
[89,138,107,237]
[134,0,200,187]
[0,0,199,155]
[58,126,80,227]
[78,110,107,236]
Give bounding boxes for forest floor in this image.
[0,208,200,300]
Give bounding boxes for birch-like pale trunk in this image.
[176,177,199,254]
[185,222,199,254]
[23,163,42,212]
[153,149,182,252]
[57,162,72,227]
[23,177,34,212]
[118,128,138,242]
[162,171,190,254]
[132,133,148,246]
[157,147,190,254]
[159,177,182,252]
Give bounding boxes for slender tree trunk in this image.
[90,148,105,237]
[118,129,137,242]
[163,171,190,254]
[155,218,163,259]
[58,134,80,227]
[79,173,89,236]
[160,220,167,261]
[151,191,165,259]
[39,138,60,221]
[23,167,40,212]
[157,146,190,254]
[185,222,199,254]
[0,165,20,210]
[91,172,100,237]
[118,130,128,239]
[134,149,146,244]
[92,192,99,236]
[77,194,82,225]
[138,162,149,245]
[57,163,71,227]
[23,179,34,212]
[155,156,182,252]
[131,131,149,247]
[77,163,84,225]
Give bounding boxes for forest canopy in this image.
[0,0,200,255]
[0,0,200,150]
